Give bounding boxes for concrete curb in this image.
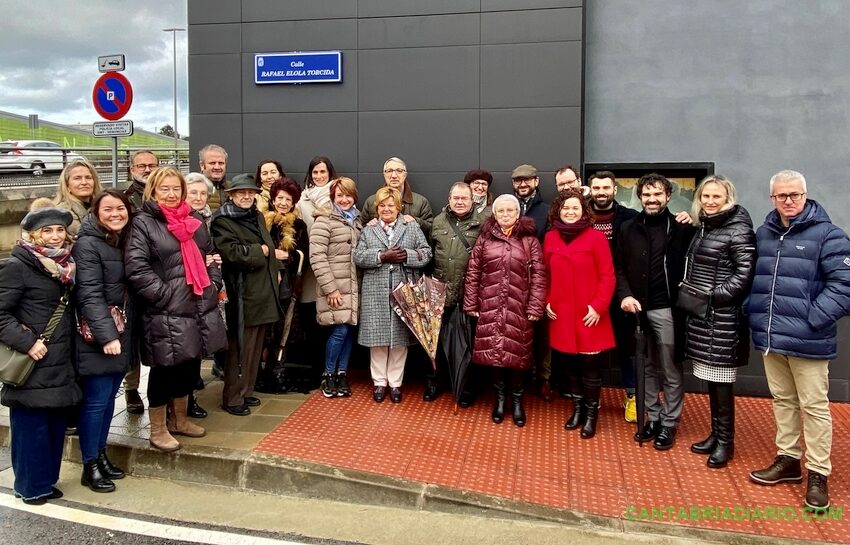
[0,423,822,545]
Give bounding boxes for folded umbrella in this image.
[441,305,474,414]
[634,320,648,447]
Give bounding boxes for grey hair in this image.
[198,144,228,162]
[185,172,215,195]
[448,181,472,197]
[130,149,157,165]
[492,193,520,214]
[383,156,407,172]
[769,169,807,193]
[690,174,737,224]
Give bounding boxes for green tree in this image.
[159,124,175,137]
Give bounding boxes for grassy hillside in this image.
[0,110,187,149]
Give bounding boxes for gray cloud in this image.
[0,1,188,135]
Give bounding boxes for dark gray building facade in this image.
[188,0,583,205]
[189,1,850,400]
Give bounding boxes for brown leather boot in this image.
[170,396,206,438]
[148,405,180,452]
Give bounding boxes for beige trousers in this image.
[370,346,408,388]
[763,352,832,476]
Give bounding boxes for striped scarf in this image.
[17,240,76,285]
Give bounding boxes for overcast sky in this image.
[0,1,188,136]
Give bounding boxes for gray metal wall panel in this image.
[357,47,479,111]
[357,0,480,18]
[481,8,582,44]
[189,114,244,174]
[189,24,241,55]
[482,0,582,11]
[187,0,241,24]
[480,107,581,172]
[241,112,358,177]
[358,13,480,50]
[188,54,242,114]
[481,42,581,108]
[242,0,357,22]
[241,53,357,113]
[242,19,357,52]
[357,110,480,174]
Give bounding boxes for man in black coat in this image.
[511,164,551,400]
[615,173,694,450]
[589,171,639,423]
[121,150,158,415]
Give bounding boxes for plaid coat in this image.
[354,218,432,347]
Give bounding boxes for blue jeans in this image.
[324,324,354,374]
[10,407,66,501]
[79,373,124,463]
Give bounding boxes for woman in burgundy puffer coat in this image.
[464,194,546,427]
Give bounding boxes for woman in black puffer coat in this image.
[72,190,135,493]
[0,207,81,505]
[682,175,756,470]
[124,167,227,453]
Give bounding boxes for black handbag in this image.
[677,280,711,319]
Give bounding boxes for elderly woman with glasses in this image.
[355,187,431,404]
[464,194,546,427]
[362,157,434,237]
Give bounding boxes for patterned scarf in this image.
[17,240,76,285]
[380,218,398,243]
[159,201,210,296]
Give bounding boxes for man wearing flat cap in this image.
[511,164,548,240]
[211,174,283,417]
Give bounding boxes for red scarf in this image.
[160,201,210,296]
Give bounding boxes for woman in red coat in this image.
[464,194,546,427]
[544,189,615,439]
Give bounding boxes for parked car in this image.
[0,140,86,176]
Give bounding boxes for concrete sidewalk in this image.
[0,364,848,544]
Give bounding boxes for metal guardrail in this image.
[0,146,190,189]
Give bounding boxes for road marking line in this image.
[0,493,302,545]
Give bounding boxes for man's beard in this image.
[643,203,667,216]
[592,195,613,210]
[131,173,147,184]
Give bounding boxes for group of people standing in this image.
[1,147,846,513]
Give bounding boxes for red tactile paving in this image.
[255,371,850,542]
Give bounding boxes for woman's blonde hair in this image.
[143,166,187,202]
[329,177,358,204]
[374,186,401,212]
[55,159,102,206]
[29,225,71,246]
[690,175,737,223]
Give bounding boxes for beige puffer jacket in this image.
[310,207,363,326]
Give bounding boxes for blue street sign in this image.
[255,51,342,84]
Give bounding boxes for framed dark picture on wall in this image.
[583,162,714,214]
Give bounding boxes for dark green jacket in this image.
[362,190,434,238]
[430,207,485,308]
[211,210,282,329]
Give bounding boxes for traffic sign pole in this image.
[111,137,118,188]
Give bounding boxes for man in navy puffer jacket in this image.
[747,170,850,511]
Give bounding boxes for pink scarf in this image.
[160,201,210,295]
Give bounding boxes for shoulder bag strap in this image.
[40,288,71,342]
[448,219,472,253]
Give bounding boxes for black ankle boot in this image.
[511,389,526,427]
[97,449,125,480]
[187,393,207,419]
[708,383,734,469]
[564,397,586,429]
[81,460,115,493]
[491,382,506,424]
[581,401,599,438]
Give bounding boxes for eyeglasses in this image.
[133,163,158,170]
[383,168,406,175]
[770,192,805,202]
[512,177,534,184]
[450,196,471,202]
[469,180,488,187]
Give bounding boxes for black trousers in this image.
[147,359,199,408]
[551,350,603,398]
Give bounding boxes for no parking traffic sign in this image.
[92,72,133,121]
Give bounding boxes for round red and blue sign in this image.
[92,72,133,121]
